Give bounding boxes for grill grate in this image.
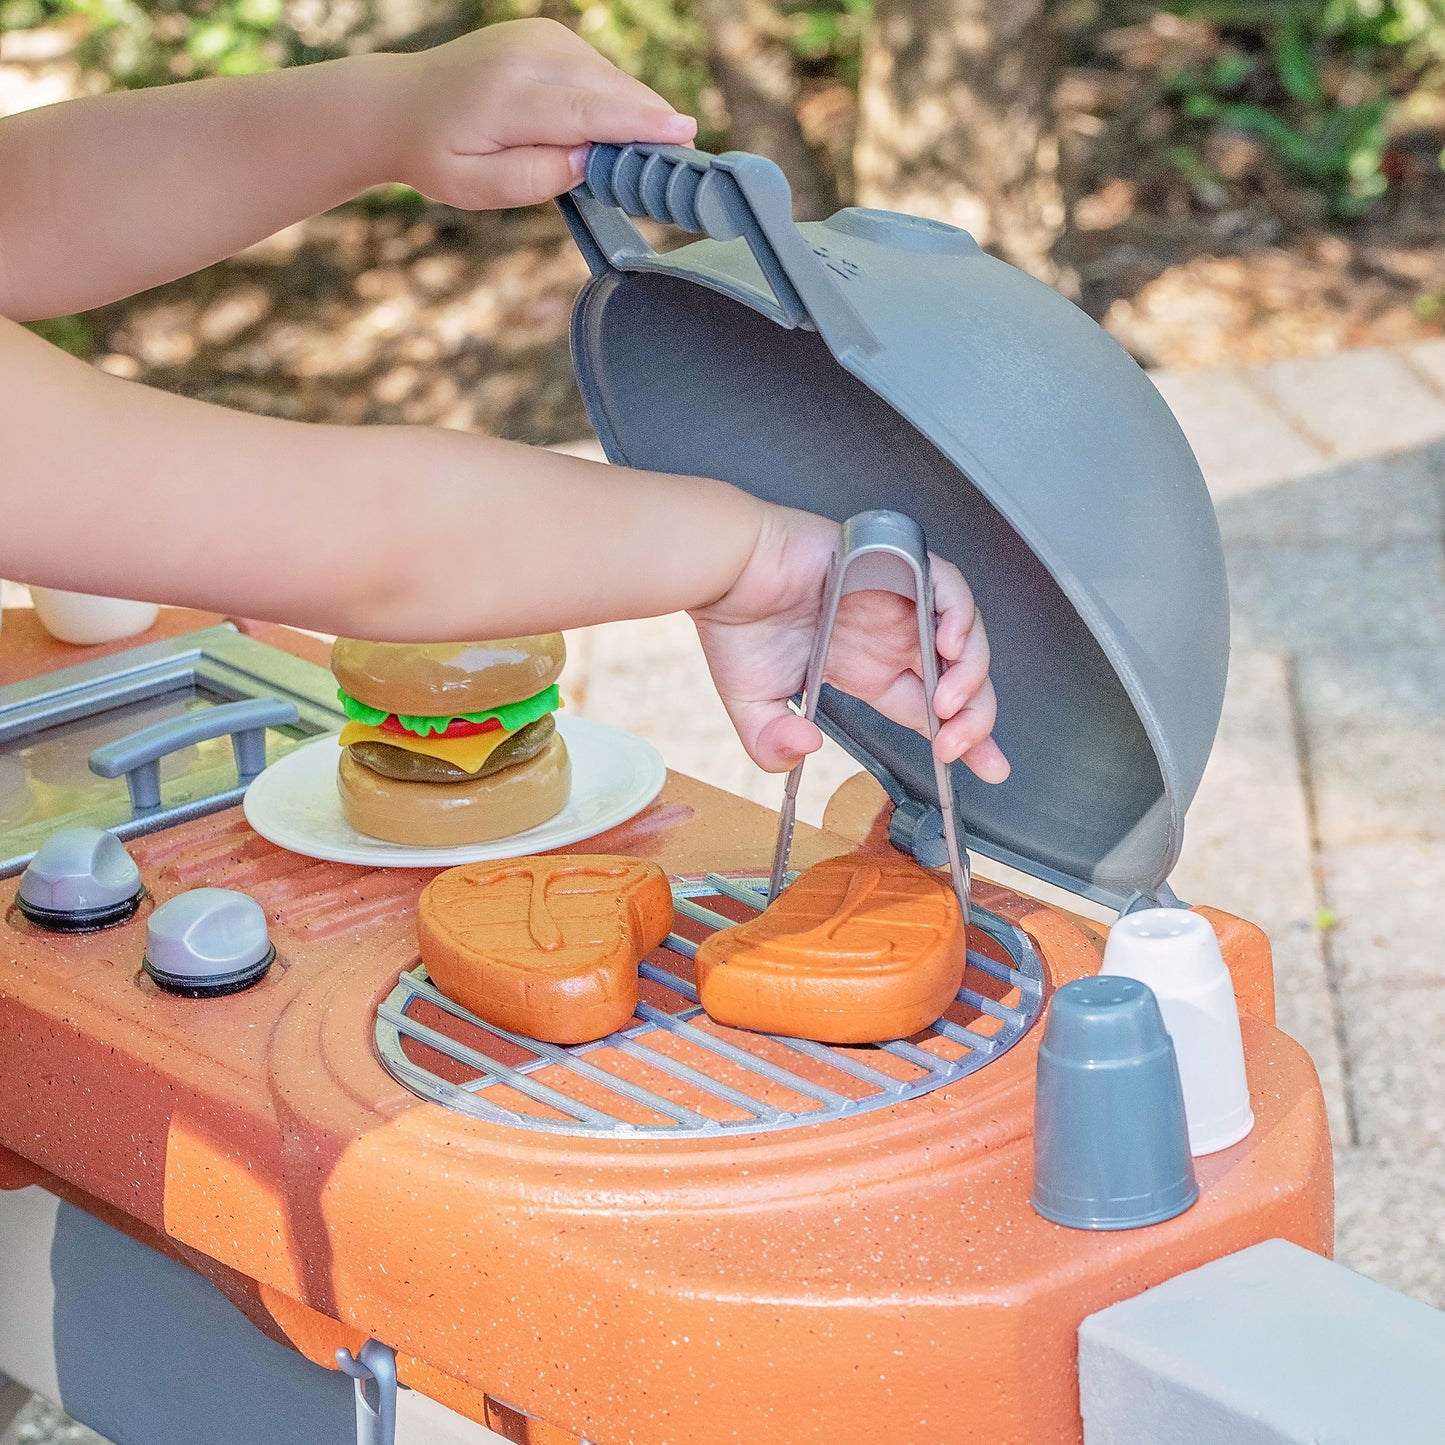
[376,874,1044,1138]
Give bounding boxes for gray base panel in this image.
[0,1187,509,1445]
[1079,1238,1445,1444]
[48,1197,354,1445]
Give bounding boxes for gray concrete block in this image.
[1079,1239,1445,1444]
[1335,1146,1445,1308]
[1249,348,1445,461]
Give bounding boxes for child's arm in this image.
[0,314,1006,781]
[0,19,695,321]
[0,20,1006,781]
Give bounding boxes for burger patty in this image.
[347,714,556,784]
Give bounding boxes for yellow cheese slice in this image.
[338,720,514,775]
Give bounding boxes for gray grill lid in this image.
[558,145,1229,910]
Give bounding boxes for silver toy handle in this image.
[767,510,971,924]
[558,142,879,360]
[337,1339,398,1445]
[88,697,299,816]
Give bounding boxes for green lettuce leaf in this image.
[337,683,560,737]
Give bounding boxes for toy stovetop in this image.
[0,681,1329,1445]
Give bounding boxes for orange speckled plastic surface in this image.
[0,614,1330,1444]
[695,852,966,1042]
[418,854,673,1044]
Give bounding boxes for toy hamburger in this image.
[332,635,570,846]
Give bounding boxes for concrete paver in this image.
[1340,985,1445,1154]
[1224,540,1445,655]
[1335,1146,1445,1307]
[1159,343,1445,1312]
[1317,839,1445,990]
[1209,444,1445,549]
[1170,651,1350,1144]
[1402,337,1445,396]
[1148,367,1326,496]
[1248,348,1445,462]
[1299,649,1445,850]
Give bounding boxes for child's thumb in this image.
[730,701,824,775]
[453,144,586,209]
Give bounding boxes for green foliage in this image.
[571,0,711,135]
[0,0,289,86]
[1158,1,1445,213]
[786,0,871,80]
[2,0,1439,218]
[24,315,94,355]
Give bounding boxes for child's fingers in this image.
[929,557,978,663]
[961,735,1011,784]
[501,85,696,149]
[858,669,932,736]
[932,611,991,721]
[933,678,1009,779]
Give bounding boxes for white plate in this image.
[243,715,666,867]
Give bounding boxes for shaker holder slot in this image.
[89,697,300,816]
[560,142,880,360]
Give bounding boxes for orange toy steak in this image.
[695,854,965,1042]
[418,855,674,1045]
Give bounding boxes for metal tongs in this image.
[767,509,972,925]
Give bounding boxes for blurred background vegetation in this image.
[3,0,1445,440]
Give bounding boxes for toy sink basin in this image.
[558,145,1229,911]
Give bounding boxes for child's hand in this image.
[391,19,697,211]
[690,507,1010,782]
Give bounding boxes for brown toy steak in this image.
[418,854,674,1045]
[695,853,966,1043]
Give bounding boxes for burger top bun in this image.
[332,635,565,717]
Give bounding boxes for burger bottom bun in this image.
[338,733,571,847]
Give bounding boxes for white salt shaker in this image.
[1100,907,1255,1156]
[29,587,159,646]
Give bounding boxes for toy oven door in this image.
[0,624,344,877]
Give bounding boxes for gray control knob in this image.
[17,828,144,932]
[143,888,275,997]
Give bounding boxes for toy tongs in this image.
[767,509,973,926]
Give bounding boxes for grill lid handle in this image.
[88,696,300,816]
[560,142,880,360]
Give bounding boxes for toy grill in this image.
[377,876,1045,1139]
[0,140,1336,1445]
